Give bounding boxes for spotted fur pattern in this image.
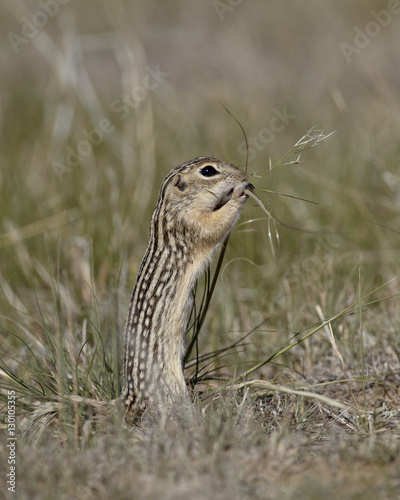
[122,157,249,413]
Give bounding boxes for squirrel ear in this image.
[173,174,187,192]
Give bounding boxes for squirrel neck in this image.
[123,217,211,410]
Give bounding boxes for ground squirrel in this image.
[122,157,251,413]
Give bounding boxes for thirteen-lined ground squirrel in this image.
[122,157,251,413]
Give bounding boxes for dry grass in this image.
[1,1,400,498]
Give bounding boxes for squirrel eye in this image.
[200,165,218,177]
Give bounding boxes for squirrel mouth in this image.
[213,182,253,211]
[213,188,234,211]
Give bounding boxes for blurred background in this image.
[1,0,399,382]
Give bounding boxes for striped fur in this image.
[122,157,249,413]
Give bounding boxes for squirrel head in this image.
[154,157,250,251]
